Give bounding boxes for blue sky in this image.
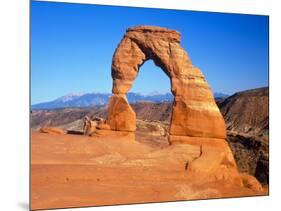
[31,1,269,104]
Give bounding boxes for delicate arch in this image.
[107,26,226,142]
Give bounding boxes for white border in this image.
[1,0,280,211]
[36,0,270,15]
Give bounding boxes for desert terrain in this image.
[31,87,269,210]
[31,132,266,210]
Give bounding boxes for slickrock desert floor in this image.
[31,130,268,210]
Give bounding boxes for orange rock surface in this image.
[107,26,226,138]
[39,127,65,135]
[107,95,136,132]
[31,131,266,210]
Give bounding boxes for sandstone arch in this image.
[107,26,226,142]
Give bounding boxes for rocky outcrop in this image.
[39,127,65,135]
[83,116,97,136]
[136,119,168,136]
[227,132,269,185]
[107,25,226,140]
[31,107,107,130]
[107,95,136,132]
[218,87,269,137]
[217,87,269,185]
[240,173,264,192]
[255,153,269,185]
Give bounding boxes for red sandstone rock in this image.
[39,127,65,135]
[96,122,111,130]
[108,25,226,139]
[240,173,264,192]
[31,132,265,210]
[107,95,136,132]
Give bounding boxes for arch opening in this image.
[130,60,172,96]
[128,60,173,146]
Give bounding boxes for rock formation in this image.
[107,95,136,132]
[39,127,65,135]
[83,116,97,135]
[107,25,226,141]
[83,116,111,135]
[217,87,269,184]
[218,87,269,136]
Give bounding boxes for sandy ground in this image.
[31,131,268,210]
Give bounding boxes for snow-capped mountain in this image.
[31,92,228,110]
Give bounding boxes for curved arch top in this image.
[107,26,226,141]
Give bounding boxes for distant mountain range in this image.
[31,92,229,110]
